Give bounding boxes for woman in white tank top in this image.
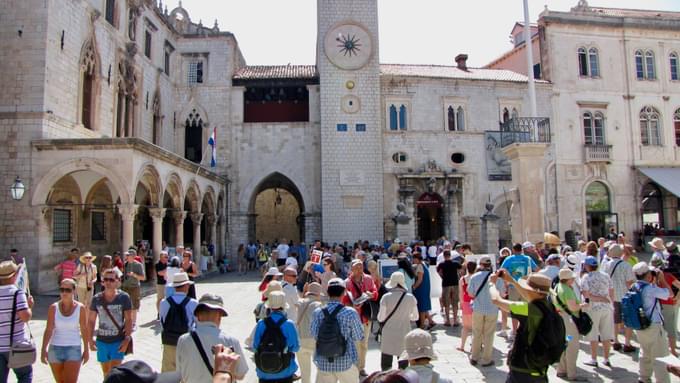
[40,278,89,383]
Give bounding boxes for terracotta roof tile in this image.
[233,65,317,80]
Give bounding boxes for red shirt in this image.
[660,273,677,305]
[343,274,377,324]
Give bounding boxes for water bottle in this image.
[566,335,573,342]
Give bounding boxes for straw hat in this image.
[0,261,18,280]
[79,251,96,263]
[648,237,666,251]
[559,268,576,281]
[265,267,283,277]
[517,274,552,295]
[544,232,561,247]
[169,272,194,287]
[608,244,623,258]
[263,280,283,299]
[305,282,322,297]
[265,291,288,310]
[385,271,407,289]
[401,329,436,360]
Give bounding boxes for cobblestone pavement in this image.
[23,269,679,383]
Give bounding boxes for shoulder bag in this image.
[554,288,593,336]
[474,271,492,298]
[8,290,36,368]
[191,330,214,375]
[101,298,133,355]
[375,292,406,342]
[609,260,623,278]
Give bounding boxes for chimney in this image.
[455,54,468,71]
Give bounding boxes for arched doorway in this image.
[585,181,616,240]
[249,173,304,244]
[417,193,444,242]
[642,183,664,232]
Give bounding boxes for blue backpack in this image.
[621,282,654,330]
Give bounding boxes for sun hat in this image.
[546,254,561,263]
[0,261,18,280]
[305,282,322,297]
[265,291,288,310]
[633,262,650,276]
[283,267,298,276]
[195,293,228,316]
[401,329,436,360]
[104,360,181,383]
[517,274,552,295]
[648,237,666,250]
[79,251,97,263]
[565,253,579,270]
[265,267,283,277]
[385,271,407,289]
[544,232,561,246]
[327,277,346,289]
[584,256,599,267]
[169,272,194,287]
[479,255,492,265]
[608,244,623,258]
[559,268,576,280]
[263,280,283,299]
[522,241,534,249]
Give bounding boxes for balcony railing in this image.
[584,144,612,163]
[500,117,551,147]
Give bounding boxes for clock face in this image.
[324,23,373,70]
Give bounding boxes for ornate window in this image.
[391,152,408,164]
[188,61,203,84]
[53,209,72,242]
[640,106,662,146]
[387,103,407,131]
[152,93,161,145]
[578,47,599,77]
[80,40,97,130]
[583,111,605,145]
[115,62,137,138]
[670,53,679,81]
[636,50,656,80]
[674,108,680,146]
[446,105,465,131]
[185,109,204,163]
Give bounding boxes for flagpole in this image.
[194,127,213,178]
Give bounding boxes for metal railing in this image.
[584,144,612,163]
[499,117,551,147]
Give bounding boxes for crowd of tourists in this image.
[3,232,680,382]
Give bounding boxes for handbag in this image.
[102,300,133,355]
[8,290,36,369]
[555,290,593,336]
[375,292,406,342]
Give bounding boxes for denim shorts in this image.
[48,345,81,363]
[96,340,125,363]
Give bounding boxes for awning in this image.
[638,167,680,198]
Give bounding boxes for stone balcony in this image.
[584,144,612,163]
[499,117,551,147]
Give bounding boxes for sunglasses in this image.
[183,255,191,258]
[103,278,117,282]
[59,288,73,293]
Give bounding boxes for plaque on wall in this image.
[485,131,512,181]
[339,170,366,186]
[342,195,364,209]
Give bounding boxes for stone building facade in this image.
[488,0,680,247]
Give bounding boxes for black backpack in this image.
[254,316,292,373]
[161,295,191,346]
[524,298,567,372]
[315,305,347,361]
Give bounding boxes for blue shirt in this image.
[467,270,503,315]
[637,280,670,324]
[252,311,300,379]
[500,254,537,281]
[159,293,198,330]
[310,301,364,372]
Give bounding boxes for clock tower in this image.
[317,0,384,243]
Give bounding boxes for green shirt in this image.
[554,282,580,314]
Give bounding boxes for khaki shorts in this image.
[122,285,141,310]
[442,285,459,308]
[585,307,614,342]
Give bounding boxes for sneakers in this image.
[497,330,508,338]
[612,342,622,351]
[602,360,612,367]
[623,344,637,353]
[584,360,598,367]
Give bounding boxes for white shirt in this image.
[281,281,299,323]
[427,246,438,259]
[276,244,290,260]
[285,257,298,268]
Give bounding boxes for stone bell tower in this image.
[316,0,384,242]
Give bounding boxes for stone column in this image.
[480,213,500,254]
[148,207,166,263]
[173,211,187,246]
[663,194,677,231]
[206,214,217,270]
[218,214,226,258]
[118,204,138,254]
[502,143,549,242]
[191,213,204,271]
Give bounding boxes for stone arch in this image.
[163,172,184,210]
[202,186,217,214]
[134,164,163,207]
[240,171,310,214]
[246,172,306,243]
[184,179,202,213]
[581,177,616,212]
[31,158,130,206]
[180,103,209,127]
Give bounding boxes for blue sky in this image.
[175,0,680,67]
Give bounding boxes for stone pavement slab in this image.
[23,269,673,383]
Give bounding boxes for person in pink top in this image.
[54,249,79,283]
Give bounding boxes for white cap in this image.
[633,262,650,276]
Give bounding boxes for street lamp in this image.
[10,176,25,201]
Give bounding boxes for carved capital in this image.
[205,214,217,226]
[118,204,138,220]
[172,211,187,224]
[190,213,204,225]
[148,207,166,221]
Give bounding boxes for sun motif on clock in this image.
[324,23,373,70]
[336,33,362,57]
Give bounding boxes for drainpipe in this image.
[523,0,538,117]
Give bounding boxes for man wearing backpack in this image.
[490,271,565,382]
[631,262,672,383]
[311,278,364,383]
[159,272,198,372]
[251,290,300,383]
[602,244,636,353]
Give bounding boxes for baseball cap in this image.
[546,254,561,263]
[522,241,534,249]
[327,277,346,289]
[104,360,180,383]
[584,256,599,267]
[479,255,492,265]
[633,262,650,276]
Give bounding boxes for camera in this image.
[497,270,506,278]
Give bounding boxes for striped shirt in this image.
[0,285,28,352]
